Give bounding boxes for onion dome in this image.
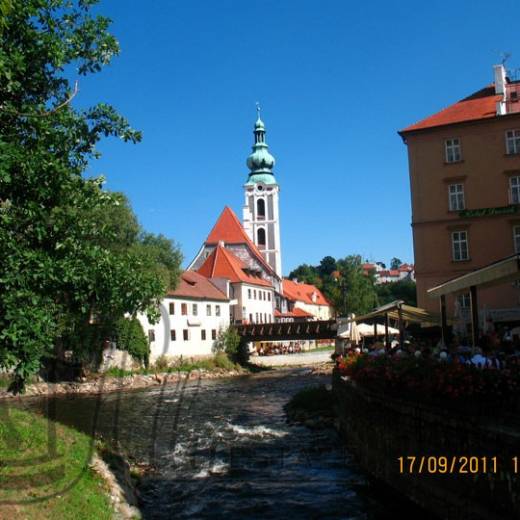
[245,104,277,185]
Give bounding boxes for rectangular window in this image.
[452,230,469,261]
[201,329,206,341]
[248,289,251,299]
[457,293,470,309]
[181,303,188,315]
[445,138,461,163]
[254,290,257,299]
[448,184,465,211]
[170,330,176,341]
[169,302,175,315]
[211,329,217,340]
[206,304,211,316]
[183,329,189,341]
[249,313,253,323]
[192,303,198,316]
[268,292,271,302]
[148,330,155,342]
[514,226,520,254]
[506,129,520,155]
[215,305,221,316]
[510,176,520,204]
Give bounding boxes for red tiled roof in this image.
[292,307,314,317]
[167,271,228,301]
[282,278,331,306]
[362,263,376,270]
[198,245,272,288]
[205,206,277,277]
[400,85,501,133]
[379,270,401,277]
[274,308,314,318]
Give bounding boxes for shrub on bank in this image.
[337,354,520,411]
[103,353,240,378]
[113,317,149,367]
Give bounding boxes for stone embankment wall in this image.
[0,368,244,399]
[332,371,520,520]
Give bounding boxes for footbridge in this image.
[236,320,338,342]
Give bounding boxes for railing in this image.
[236,320,338,341]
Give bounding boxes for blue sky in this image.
[81,0,520,274]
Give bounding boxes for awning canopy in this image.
[338,322,400,338]
[427,254,520,298]
[351,300,441,326]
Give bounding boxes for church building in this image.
[188,108,288,321]
[137,109,333,362]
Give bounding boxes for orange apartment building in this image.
[399,64,520,326]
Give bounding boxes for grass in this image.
[103,352,240,379]
[0,407,113,520]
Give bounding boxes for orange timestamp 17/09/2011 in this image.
[396,456,514,474]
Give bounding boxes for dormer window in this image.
[445,138,461,163]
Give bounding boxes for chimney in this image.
[494,64,507,94]
[494,64,507,115]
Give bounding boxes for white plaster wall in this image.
[239,284,275,323]
[293,302,333,320]
[138,296,230,362]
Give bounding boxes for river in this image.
[20,368,423,519]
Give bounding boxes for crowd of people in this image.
[256,342,305,356]
[255,340,333,356]
[341,327,520,370]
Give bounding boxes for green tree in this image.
[376,279,417,307]
[390,257,403,270]
[0,0,181,391]
[287,263,321,288]
[317,256,337,278]
[113,317,149,367]
[335,255,377,316]
[215,326,242,362]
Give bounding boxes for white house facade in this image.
[138,271,230,362]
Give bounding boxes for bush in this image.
[213,352,238,370]
[114,317,150,367]
[215,326,243,362]
[154,355,170,372]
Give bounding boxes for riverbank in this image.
[0,367,246,399]
[0,407,116,520]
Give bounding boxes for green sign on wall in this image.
[459,205,519,218]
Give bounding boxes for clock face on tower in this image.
[257,184,263,191]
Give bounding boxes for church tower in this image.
[243,106,282,278]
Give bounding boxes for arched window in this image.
[257,228,266,247]
[257,198,265,218]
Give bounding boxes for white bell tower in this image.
[242,105,282,278]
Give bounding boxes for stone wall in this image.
[332,371,520,520]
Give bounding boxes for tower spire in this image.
[242,105,282,278]
[246,104,275,179]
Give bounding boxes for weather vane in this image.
[256,101,261,119]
